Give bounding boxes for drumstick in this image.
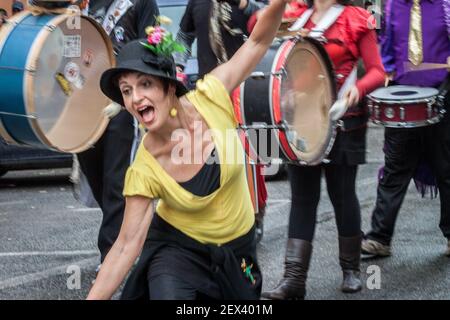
[329,98,349,121]
[404,57,450,72]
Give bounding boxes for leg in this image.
[427,116,450,244]
[97,111,135,262]
[325,164,361,237]
[262,164,321,300]
[325,164,362,293]
[77,135,105,209]
[148,274,198,300]
[366,127,422,246]
[287,164,322,241]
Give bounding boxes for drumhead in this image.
[369,85,439,102]
[279,37,336,164]
[25,14,114,153]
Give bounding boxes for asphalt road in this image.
[0,125,449,300]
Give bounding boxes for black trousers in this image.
[287,162,362,242]
[77,111,135,261]
[367,115,450,245]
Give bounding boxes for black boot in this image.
[255,206,265,244]
[339,235,363,293]
[261,239,312,300]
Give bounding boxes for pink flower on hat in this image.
[148,32,162,45]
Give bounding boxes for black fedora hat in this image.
[100,39,188,106]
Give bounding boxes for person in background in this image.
[262,0,385,300]
[362,0,450,259]
[75,0,159,265]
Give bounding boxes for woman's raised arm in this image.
[211,0,291,93]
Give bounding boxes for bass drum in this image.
[0,10,114,153]
[233,37,337,165]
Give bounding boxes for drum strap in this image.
[102,0,133,35]
[288,5,358,102]
[288,4,345,40]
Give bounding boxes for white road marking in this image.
[0,200,26,206]
[72,208,100,212]
[0,257,98,290]
[0,250,98,257]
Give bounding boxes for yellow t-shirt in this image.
[123,74,255,245]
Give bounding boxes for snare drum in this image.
[0,11,114,153]
[233,37,337,165]
[368,86,443,128]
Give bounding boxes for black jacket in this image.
[89,0,159,55]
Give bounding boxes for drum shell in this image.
[0,11,113,153]
[235,41,291,163]
[0,13,51,148]
[367,86,442,128]
[234,37,337,165]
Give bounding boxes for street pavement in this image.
[0,125,449,300]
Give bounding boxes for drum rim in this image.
[269,39,295,161]
[275,37,337,165]
[368,85,439,101]
[0,11,30,146]
[23,14,114,153]
[371,115,443,128]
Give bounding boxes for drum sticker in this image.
[64,62,80,83]
[83,49,94,67]
[55,73,72,96]
[64,62,85,90]
[114,26,125,42]
[63,35,81,58]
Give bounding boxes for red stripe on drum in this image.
[231,86,243,125]
[278,131,297,161]
[272,40,294,123]
[272,40,297,162]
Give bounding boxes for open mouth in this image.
[137,105,155,124]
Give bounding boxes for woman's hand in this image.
[342,85,360,107]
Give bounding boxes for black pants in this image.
[148,274,217,300]
[77,111,134,261]
[287,163,361,241]
[367,116,450,245]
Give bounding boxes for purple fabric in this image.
[444,0,450,37]
[413,161,439,198]
[380,0,395,73]
[377,142,439,199]
[380,0,450,87]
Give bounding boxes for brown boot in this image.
[339,235,363,293]
[261,239,312,300]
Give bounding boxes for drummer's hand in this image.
[385,72,395,87]
[103,102,123,119]
[298,28,310,37]
[343,85,360,107]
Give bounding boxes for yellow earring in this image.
[170,107,177,118]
